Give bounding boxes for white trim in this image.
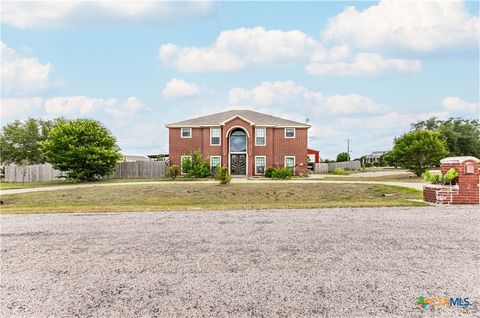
[180,155,192,174]
[255,156,266,175]
[284,127,295,138]
[225,125,250,138]
[284,156,296,172]
[220,115,255,126]
[255,127,266,146]
[210,127,221,146]
[181,127,192,138]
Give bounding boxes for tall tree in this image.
[41,119,122,181]
[0,118,58,165]
[389,130,448,176]
[336,152,350,162]
[411,117,480,158]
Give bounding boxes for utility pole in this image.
[346,139,351,161]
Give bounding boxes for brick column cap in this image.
[440,156,480,164]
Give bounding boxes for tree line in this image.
[0,118,121,181]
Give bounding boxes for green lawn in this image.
[0,177,202,190]
[0,183,427,214]
[322,174,425,183]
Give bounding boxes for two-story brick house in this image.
[165,110,310,177]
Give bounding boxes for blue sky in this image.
[1,0,479,159]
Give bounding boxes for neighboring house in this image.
[165,110,310,177]
[122,155,151,162]
[361,151,389,164]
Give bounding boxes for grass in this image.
[322,174,425,183]
[0,183,427,214]
[0,176,203,190]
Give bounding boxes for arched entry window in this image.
[230,129,247,152]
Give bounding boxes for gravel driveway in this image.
[1,207,479,317]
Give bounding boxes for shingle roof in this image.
[165,110,310,128]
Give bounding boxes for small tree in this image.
[336,152,349,162]
[214,166,232,185]
[389,130,448,177]
[41,119,122,181]
[168,165,180,180]
[185,151,210,178]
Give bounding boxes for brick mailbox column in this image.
[423,156,480,205]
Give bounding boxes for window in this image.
[255,127,266,146]
[285,156,295,169]
[181,155,191,174]
[210,128,221,146]
[230,129,247,152]
[285,128,295,138]
[255,156,266,175]
[210,156,221,174]
[181,128,192,138]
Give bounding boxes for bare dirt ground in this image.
[1,207,478,317]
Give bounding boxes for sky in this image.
[1,0,479,159]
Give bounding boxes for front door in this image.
[230,154,246,175]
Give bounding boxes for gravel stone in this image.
[1,206,478,317]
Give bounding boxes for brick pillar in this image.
[435,157,480,204]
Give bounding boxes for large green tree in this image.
[41,119,122,181]
[411,117,480,158]
[389,130,448,176]
[336,152,350,162]
[0,118,58,165]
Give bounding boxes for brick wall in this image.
[423,157,480,205]
[168,117,309,176]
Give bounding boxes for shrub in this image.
[424,168,458,185]
[271,167,293,179]
[214,165,232,185]
[364,163,373,168]
[168,165,180,180]
[330,167,348,175]
[264,167,275,178]
[185,151,210,178]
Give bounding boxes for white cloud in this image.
[106,97,146,119]
[1,1,216,28]
[0,97,44,118]
[321,94,389,114]
[1,42,61,96]
[163,79,199,98]
[228,80,388,115]
[323,0,479,51]
[44,96,145,118]
[229,81,323,108]
[441,96,479,113]
[306,51,421,76]
[159,27,318,72]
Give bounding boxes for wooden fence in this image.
[3,161,168,182]
[314,161,361,173]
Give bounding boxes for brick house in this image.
[165,110,310,177]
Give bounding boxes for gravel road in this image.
[1,207,478,317]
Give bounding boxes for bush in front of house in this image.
[168,165,180,180]
[214,165,232,185]
[271,167,293,179]
[330,167,348,175]
[183,151,210,178]
[264,167,275,178]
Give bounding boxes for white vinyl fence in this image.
[3,161,168,182]
[314,161,361,173]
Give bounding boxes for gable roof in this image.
[165,110,310,128]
